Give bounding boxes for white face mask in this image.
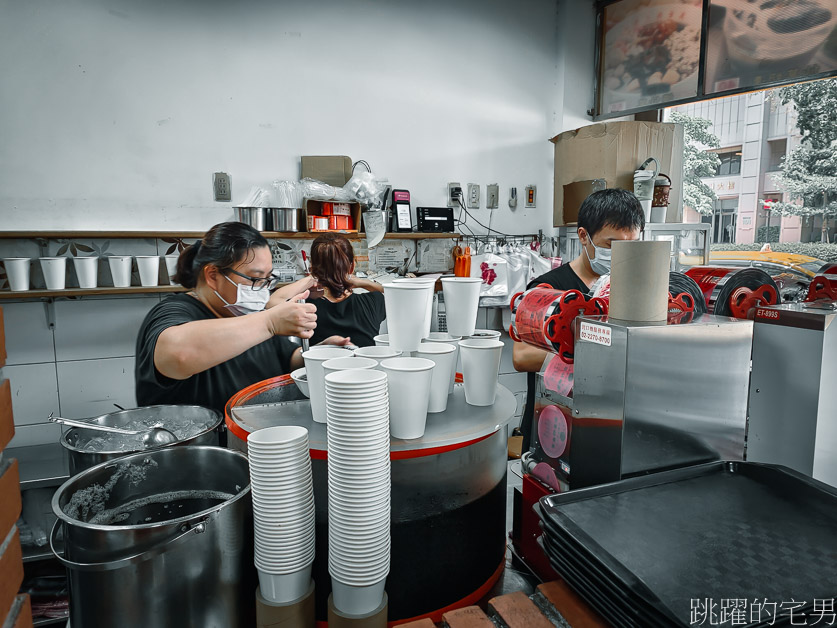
[584,240,612,276]
[214,273,270,316]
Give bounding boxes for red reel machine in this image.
[685,267,779,319]
[805,273,837,303]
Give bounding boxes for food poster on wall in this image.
[600,0,703,115]
[705,0,837,95]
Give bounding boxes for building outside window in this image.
[714,151,742,176]
[767,139,786,172]
[703,198,738,244]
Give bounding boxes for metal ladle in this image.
[48,413,178,449]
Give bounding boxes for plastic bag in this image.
[343,170,388,208]
[471,251,508,298]
[482,243,528,307]
[526,247,552,284]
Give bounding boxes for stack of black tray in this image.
[536,461,837,628]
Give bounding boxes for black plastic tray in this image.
[539,461,837,627]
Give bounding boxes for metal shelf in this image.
[33,616,68,627]
[8,443,69,490]
[23,542,62,564]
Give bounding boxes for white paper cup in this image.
[470,329,501,340]
[39,257,67,290]
[303,347,356,423]
[258,566,313,604]
[73,256,99,289]
[441,277,482,337]
[383,283,433,353]
[352,346,402,364]
[423,332,463,394]
[3,258,31,292]
[330,577,386,615]
[393,277,436,339]
[373,334,390,346]
[108,255,133,287]
[458,338,503,406]
[414,343,457,413]
[135,255,160,287]
[249,425,309,447]
[290,368,309,397]
[164,254,179,285]
[322,356,378,380]
[380,357,434,439]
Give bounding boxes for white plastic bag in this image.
[471,252,508,298]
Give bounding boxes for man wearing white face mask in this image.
[512,189,644,450]
[135,222,350,413]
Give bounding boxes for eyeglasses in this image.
[223,268,280,291]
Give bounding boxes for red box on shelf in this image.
[328,215,353,230]
[322,202,352,217]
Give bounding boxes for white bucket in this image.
[40,257,67,290]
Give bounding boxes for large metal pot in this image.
[60,405,222,476]
[51,446,254,628]
[234,206,270,231]
[270,207,301,232]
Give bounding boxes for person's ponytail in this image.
[172,223,268,290]
[173,242,201,288]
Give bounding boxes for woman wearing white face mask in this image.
[135,222,349,412]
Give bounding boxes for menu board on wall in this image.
[705,0,837,95]
[600,0,703,115]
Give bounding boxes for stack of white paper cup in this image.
[380,357,435,439]
[322,356,377,380]
[423,332,463,394]
[441,277,482,337]
[3,258,31,292]
[164,254,180,285]
[73,256,99,289]
[302,347,354,424]
[459,338,504,406]
[248,425,316,604]
[40,257,67,290]
[135,255,160,287]
[414,343,457,413]
[392,277,436,339]
[382,283,432,353]
[373,334,390,347]
[108,256,133,287]
[352,346,402,367]
[469,329,501,340]
[324,369,391,616]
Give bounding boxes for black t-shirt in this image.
[521,263,590,451]
[306,291,386,348]
[135,294,297,413]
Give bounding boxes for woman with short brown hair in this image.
[307,233,386,347]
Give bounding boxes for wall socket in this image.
[486,183,499,209]
[467,183,480,209]
[447,182,462,208]
[214,172,231,202]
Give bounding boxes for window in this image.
[767,139,786,171]
[715,151,742,176]
[703,198,738,244]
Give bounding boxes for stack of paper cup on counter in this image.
[441,277,482,337]
[373,334,390,347]
[380,357,435,439]
[414,343,457,413]
[248,425,316,604]
[324,369,391,616]
[302,347,354,423]
[458,338,504,406]
[352,345,401,366]
[423,332,462,394]
[382,282,434,352]
[322,356,377,379]
[392,276,436,339]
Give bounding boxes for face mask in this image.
[584,240,612,276]
[214,273,270,316]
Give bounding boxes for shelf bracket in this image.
[41,298,55,330]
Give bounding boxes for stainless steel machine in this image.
[748,301,837,487]
[528,313,753,491]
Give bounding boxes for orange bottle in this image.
[463,247,471,277]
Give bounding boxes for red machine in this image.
[805,273,837,303]
[685,266,779,319]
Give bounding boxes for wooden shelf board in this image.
[0,285,187,300]
[0,231,460,240]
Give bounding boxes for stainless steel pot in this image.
[51,446,254,628]
[270,207,301,232]
[60,405,222,476]
[234,206,270,231]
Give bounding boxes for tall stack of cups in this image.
[248,426,316,604]
[324,369,391,616]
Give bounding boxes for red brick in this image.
[396,620,436,628]
[488,591,553,628]
[442,605,494,628]
[536,580,610,628]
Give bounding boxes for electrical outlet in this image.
[486,184,499,209]
[447,182,462,208]
[525,184,537,208]
[214,172,231,202]
[467,183,480,209]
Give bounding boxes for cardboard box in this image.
[0,380,12,452]
[303,198,362,234]
[300,156,353,187]
[0,527,23,621]
[551,121,684,226]
[0,307,6,367]
[0,460,21,541]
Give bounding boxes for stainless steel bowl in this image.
[234,207,270,231]
[270,207,300,232]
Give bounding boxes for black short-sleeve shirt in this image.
[521,263,589,451]
[306,291,386,348]
[135,294,297,413]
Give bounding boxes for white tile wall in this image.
[1,302,55,365]
[54,297,159,361]
[57,357,137,420]
[3,363,60,426]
